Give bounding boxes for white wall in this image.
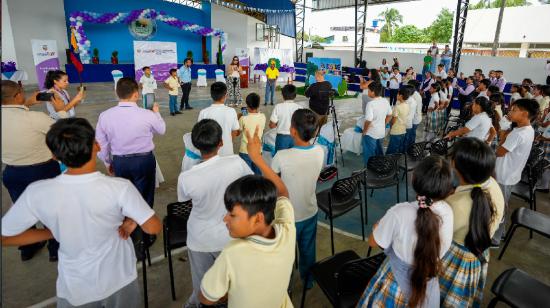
[2,0,17,63]
[6,0,69,85]
[304,48,548,84]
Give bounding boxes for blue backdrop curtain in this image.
[266,12,296,37]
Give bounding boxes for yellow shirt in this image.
[201,197,296,308]
[239,113,266,154]
[164,76,180,96]
[445,177,505,245]
[1,105,55,165]
[266,67,279,80]
[390,101,409,135]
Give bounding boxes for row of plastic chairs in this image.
[110,69,218,90]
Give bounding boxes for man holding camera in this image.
[1,80,66,261]
[305,70,333,126]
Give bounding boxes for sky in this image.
[303,0,543,36]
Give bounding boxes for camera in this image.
[36,92,53,101]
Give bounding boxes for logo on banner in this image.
[129,18,157,40]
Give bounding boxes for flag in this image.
[69,51,84,74]
[70,28,79,53]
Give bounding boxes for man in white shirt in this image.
[435,64,448,80]
[476,79,490,99]
[177,119,253,307]
[2,118,162,307]
[388,68,402,106]
[362,82,392,165]
[198,82,240,156]
[269,84,303,152]
[138,66,157,109]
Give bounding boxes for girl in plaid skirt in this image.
[440,138,505,307]
[425,83,441,141]
[358,156,454,308]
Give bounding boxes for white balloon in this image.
[69,17,75,22]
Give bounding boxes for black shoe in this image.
[185,106,194,110]
[20,241,46,261]
[170,112,175,116]
[264,103,267,106]
[535,188,549,193]
[175,111,182,115]
[49,254,58,262]
[270,103,274,105]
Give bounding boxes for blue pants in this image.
[265,80,276,104]
[386,134,406,154]
[169,95,178,114]
[362,135,383,166]
[405,124,418,151]
[389,89,398,106]
[2,159,61,256]
[296,215,317,288]
[441,57,451,72]
[112,152,156,207]
[239,153,261,175]
[275,134,294,153]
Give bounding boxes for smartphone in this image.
[78,86,87,91]
[241,107,248,116]
[36,92,53,101]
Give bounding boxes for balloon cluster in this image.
[69,9,227,64]
[1,61,17,73]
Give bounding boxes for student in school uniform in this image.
[164,69,181,116]
[440,138,504,307]
[362,82,392,165]
[269,84,303,152]
[420,71,435,113]
[2,118,162,308]
[358,156,454,308]
[198,82,240,156]
[388,67,402,106]
[199,127,296,308]
[493,99,539,244]
[476,79,490,99]
[177,119,253,307]
[139,66,157,109]
[405,81,423,149]
[425,83,441,141]
[386,87,410,154]
[271,109,324,289]
[238,93,266,174]
[446,96,496,143]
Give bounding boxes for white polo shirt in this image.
[496,125,534,185]
[1,172,155,306]
[412,91,423,125]
[139,74,157,95]
[388,73,402,89]
[270,100,303,135]
[177,155,253,252]
[364,97,392,139]
[198,104,240,156]
[465,112,492,141]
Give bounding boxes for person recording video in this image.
[226,56,243,106]
[305,70,333,126]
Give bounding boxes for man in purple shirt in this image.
[495,70,507,92]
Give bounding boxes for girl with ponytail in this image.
[44,70,84,120]
[358,156,454,307]
[440,137,505,307]
[445,96,497,144]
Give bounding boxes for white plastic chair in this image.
[341,116,364,155]
[111,70,123,90]
[215,69,225,83]
[261,128,277,167]
[197,69,207,87]
[181,133,201,172]
[315,121,336,167]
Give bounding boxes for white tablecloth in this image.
[1,70,28,82]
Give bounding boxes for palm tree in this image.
[378,8,403,39]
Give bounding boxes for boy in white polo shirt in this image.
[271,108,324,289]
[198,82,240,156]
[177,119,252,307]
[199,126,296,308]
[139,66,157,109]
[269,84,303,152]
[1,118,162,307]
[362,81,392,165]
[493,99,539,243]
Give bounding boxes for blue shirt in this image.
[178,66,192,83]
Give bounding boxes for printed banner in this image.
[307,57,342,75]
[134,41,178,82]
[31,40,60,90]
[253,48,293,67]
[236,48,249,66]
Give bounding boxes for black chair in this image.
[163,201,193,300]
[511,151,548,213]
[498,207,550,260]
[317,172,365,255]
[398,142,430,201]
[300,250,386,308]
[363,154,401,224]
[487,268,550,308]
[428,138,449,156]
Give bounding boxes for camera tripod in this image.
[315,90,345,168]
[231,77,239,106]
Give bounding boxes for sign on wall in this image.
[134,41,177,82]
[236,48,249,66]
[129,18,157,40]
[31,39,60,90]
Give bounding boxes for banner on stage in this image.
[253,48,293,67]
[31,39,60,90]
[133,41,177,82]
[308,57,342,75]
[236,48,250,66]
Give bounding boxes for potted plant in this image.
[186,50,193,61]
[111,51,119,64]
[204,51,210,64]
[216,41,223,65]
[92,48,99,64]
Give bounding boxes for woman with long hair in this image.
[440,138,504,307]
[358,156,454,307]
[226,56,243,107]
[44,70,84,120]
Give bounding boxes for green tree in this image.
[424,8,454,43]
[470,0,531,9]
[378,8,403,41]
[390,25,428,43]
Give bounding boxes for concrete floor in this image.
[2,81,549,308]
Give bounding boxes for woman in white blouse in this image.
[44,70,84,120]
